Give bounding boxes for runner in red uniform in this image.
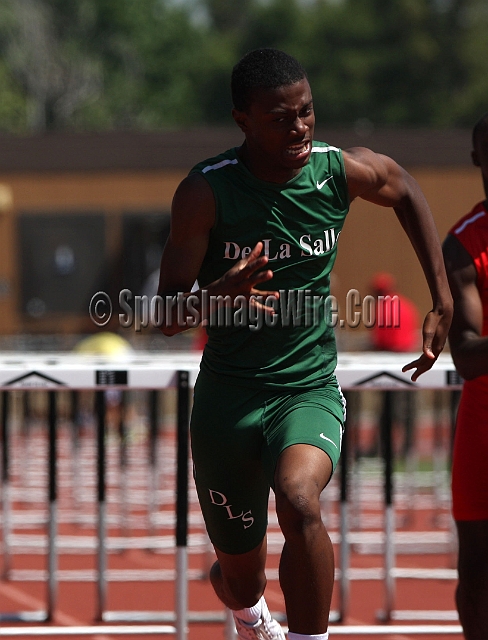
[443,111,488,640]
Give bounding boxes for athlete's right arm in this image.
[158,173,277,336]
[443,233,488,380]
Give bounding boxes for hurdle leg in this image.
[20,392,30,498]
[448,390,461,568]
[70,391,82,515]
[96,391,107,622]
[432,390,445,524]
[348,391,363,532]
[1,390,11,579]
[119,391,129,538]
[176,372,190,640]
[0,390,47,622]
[336,390,351,623]
[47,391,58,621]
[402,391,418,526]
[148,390,159,537]
[377,390,395,622]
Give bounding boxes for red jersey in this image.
[448,201,488,520]
[450,201,488,334]
[372,293,420,352]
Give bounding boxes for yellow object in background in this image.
[74,332,132,356]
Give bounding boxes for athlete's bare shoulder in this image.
[342,147,391,200]
[171,172,216,243]
[443,233,475,275]
[173,172,215,219]
[443,233,478,311]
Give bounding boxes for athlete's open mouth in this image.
[284,140,310,158]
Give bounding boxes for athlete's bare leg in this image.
[209,443,334,633]
[210,538,268,610]
[455,519,488,640]
[275,444,334,634]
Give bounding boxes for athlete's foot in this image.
[232,598,286,640]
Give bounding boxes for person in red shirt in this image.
[370,271,421,352]
[443,110,488,639]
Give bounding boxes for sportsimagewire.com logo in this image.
[89,288,401,332]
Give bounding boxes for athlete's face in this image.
[233,78,315,183]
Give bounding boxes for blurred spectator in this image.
[370,272,420,352]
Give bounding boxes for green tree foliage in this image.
[0,0,101,130]
[0,0,233,130]
[199,0,488,128]
[448,0,488,125]
[0,0,486,131]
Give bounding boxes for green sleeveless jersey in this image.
[191,141,349,389]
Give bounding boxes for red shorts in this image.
[452,376,488,521]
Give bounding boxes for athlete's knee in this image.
[274,446,330,539]
[274,476,323,538]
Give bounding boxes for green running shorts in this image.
[190,371,345,554]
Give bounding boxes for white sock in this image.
[288,633,328,640]
[233,595,264,624]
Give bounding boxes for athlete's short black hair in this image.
[472,111,488,149]
[231,48,308,112]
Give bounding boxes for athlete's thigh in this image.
[262,379,345,487]
[190,372,270,554]
[452,397,488,520]
[456,520,488,588]
[275,443,333,499]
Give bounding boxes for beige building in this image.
[0,128,482,344]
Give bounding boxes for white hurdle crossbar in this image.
[0,624,464,636]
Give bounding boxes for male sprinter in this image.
[159,49,452,640]
[443,111,488,639]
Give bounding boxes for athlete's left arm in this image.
[343,147,453,380]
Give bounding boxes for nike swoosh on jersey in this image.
[316,176,333,190]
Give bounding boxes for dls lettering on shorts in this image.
[208,489,254,529]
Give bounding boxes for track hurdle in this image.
[99,370,226,631]
[336,354,463,626]
[0,390,50,623]
[0,352,465,637]
[374,388,459,623]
